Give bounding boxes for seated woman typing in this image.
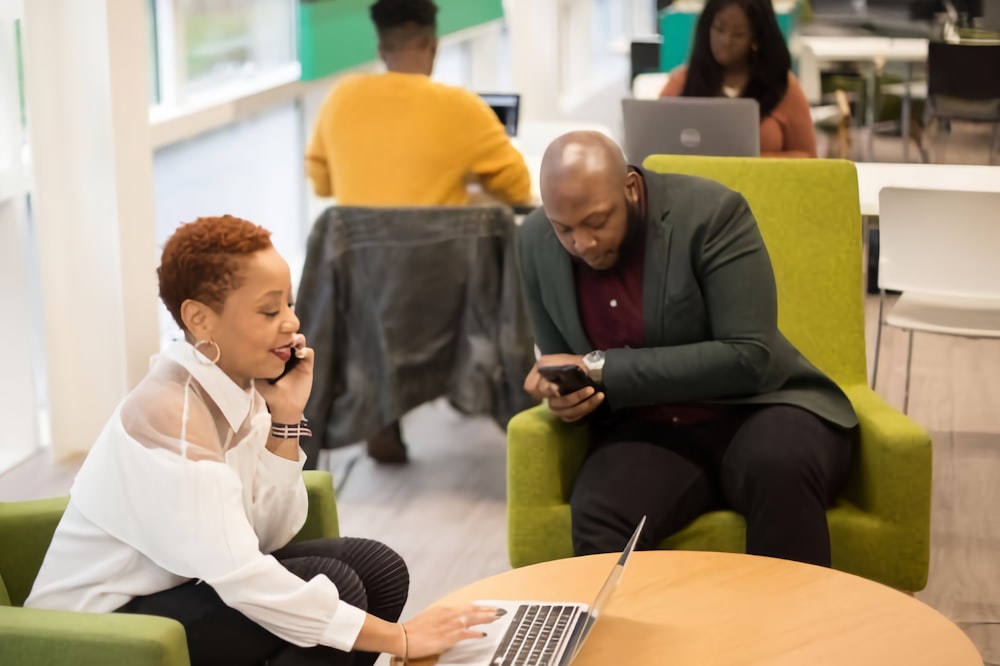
[25,215,497,665]
[660,0,817,158]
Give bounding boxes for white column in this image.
[22,0,158,460]
[505,0,563,122]
[629,0,658,36]
[467,21,504,91]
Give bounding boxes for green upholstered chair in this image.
[0,470,340,666]
[507,156,932,592]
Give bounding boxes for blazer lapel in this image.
[539,231,594,354]
[641,170,673,344]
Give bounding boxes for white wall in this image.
[505,0,656,125]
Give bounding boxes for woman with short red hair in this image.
[26,215,498,665]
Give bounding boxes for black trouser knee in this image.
[117,537,409,666]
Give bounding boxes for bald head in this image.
[537,132,644,271]
[539,131,629,204]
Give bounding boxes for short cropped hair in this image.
[158,215,273,330]
[370,0,438,50]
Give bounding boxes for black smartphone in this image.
[268,353,301,385]
[538,364,596,396]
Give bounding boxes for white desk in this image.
[855,161,1000,216]
[798,35,929,61]
[796,36,929,161]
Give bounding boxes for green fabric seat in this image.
[0,470,340,665]
[507,156,931,592]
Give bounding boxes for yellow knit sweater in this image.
[306,72,531,206]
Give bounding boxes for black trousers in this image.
[572,405,856,567]
[116,538,408,666]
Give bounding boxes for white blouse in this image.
[25,340,366,652]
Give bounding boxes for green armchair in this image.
[0,470,340,666]
[507,156,932,592]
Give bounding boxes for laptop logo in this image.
[680,127,702,147]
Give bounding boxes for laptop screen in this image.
[565,515,647,662]
[621,97,761,163]
[479,93,521,137]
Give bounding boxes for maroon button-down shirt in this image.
[573,190,724,427]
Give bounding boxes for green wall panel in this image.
[298,0,505,81]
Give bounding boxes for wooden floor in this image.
[2,126,998,664]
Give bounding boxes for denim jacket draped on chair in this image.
[296,205,539,451]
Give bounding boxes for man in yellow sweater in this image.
[304,0,532,207]
[305,0,531,463]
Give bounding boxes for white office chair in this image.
[872,187,1000,413]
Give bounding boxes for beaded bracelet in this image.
[269,419,313,439]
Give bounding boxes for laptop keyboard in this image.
[489,603,579,666]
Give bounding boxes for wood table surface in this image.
[400,550,980,665]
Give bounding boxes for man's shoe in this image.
[366,422,408,464]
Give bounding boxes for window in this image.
[147,1,160,104]
[0,11,46,472]
[180,0,296,95]
[0,18,21,173]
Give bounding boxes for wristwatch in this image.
[583,350,606,385]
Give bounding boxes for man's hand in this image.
[524,354,605,423]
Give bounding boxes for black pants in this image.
[116,538,408,666]
[572,405,856,567]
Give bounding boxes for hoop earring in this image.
[193,339,221,365]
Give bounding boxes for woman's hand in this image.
[256,333,314,423]
[523,355,605,423]
[402,604,501,659]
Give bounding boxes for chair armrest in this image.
[842,384,932,529]
[295,471,340,542]
[507,404,589,566]
[507,404,589,508]
[0,606,189,666]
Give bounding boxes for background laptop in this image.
[621,97,761,164]
[479,93,521,138]
[437,516,646,666]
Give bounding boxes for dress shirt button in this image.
[672,416,680,424]
[610,299,618,308]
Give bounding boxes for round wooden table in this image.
[405,551,980,665]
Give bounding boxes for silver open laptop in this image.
[621,97,761,164]
[437,516,646,666]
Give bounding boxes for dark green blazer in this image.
[518,170,857,429]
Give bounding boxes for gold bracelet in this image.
[400,623,409,665]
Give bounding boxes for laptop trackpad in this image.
[436,600,587,666]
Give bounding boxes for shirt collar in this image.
[160,339,255,432]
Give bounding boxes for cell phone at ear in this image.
[268,353,301,385]
[537,364,596,396]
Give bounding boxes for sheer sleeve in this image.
[243,395,310,554]
[72,359,365,651]
[120,363,227,463]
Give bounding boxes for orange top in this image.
[659,67,817,158]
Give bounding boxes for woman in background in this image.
[660,0,817,157]
[26,215,496,665]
